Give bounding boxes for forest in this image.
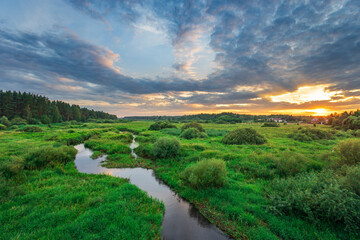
[0,90,117,124]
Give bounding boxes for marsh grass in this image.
[1,121,359,239]
[0,124,164,239]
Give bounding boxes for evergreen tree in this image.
[0,116,10,127]
[0,90,117,123]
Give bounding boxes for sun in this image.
[305,108,331,116]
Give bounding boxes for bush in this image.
[335,139,360,166]
[149,121,177,131]
[40,115,51,124]
[181,122,205,132]
[288,128,333,142]
[0,124,6,130]
[22,126,43,132]
[152,137,181,159]
[7,125,18,130]
[11,117,27,125]
[269,171,360,234]
[221,128,267,145]
[28,118,41,124]
[180,159,227,189]
[134,144,154,159]
[262,122,279,127]
[180,128,207,139]
[274,151,321,177]
[0,116,10,127]
[24,146,77,170]
[0,156,24,178]
[343,165,360,195]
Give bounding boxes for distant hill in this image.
[0,90,117,123]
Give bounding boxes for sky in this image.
[0,0,359,117]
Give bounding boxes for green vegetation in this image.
[181,122,205,132]
[149,121,177,130]
[288,127,334,141]
[269,171,360,233]
[329,110,360,130]
[24,145,77,170]
[0,123,164,239]
[0,90,117,124]
[335,139,360,166]
[180,127,207,139]
[180,158,227,189]
[2,120,360,239]
[22,125,43,132]
[152,137,181,159]
[221,128,267,145]
[124,112,312,124]
[262,122,279,127]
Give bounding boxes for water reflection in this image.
[74,144,230,240]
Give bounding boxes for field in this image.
[1,121,359,239]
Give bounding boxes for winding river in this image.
[74,137,230,240]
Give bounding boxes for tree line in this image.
[328,110,360,130]
[124,112,312,124]
[0,90,117,124]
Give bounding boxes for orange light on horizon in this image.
[270,84,341,104]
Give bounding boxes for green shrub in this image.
[335,130,353,138]
[0,124,6,130]
[275,151,322,177]
[24,146,77,170]
[0,116,10,127]
[288,128,333,142]
[221,128,267,145]
[335,139,360,166]
[180,128,207,139]
[262,122,280,127]
[7,125,18,130]
[180,159,227,189]
[0,156,24,178]
[28,118,41,124]
[149,121,177,131]
[343,165,360,195]
[134,144,154,159]
[269,171,360,234]
[350,129,360,137]
[181,122,205,132]
[10,117,27,125]
[22,126,43,132]
[152,137,181,159]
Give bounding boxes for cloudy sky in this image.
[0,0,359,116]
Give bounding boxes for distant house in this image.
[311,118,325,124]
[267,117,285,123]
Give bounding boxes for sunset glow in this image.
[0,0,359,116]
[270,85,340,104]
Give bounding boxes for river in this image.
[74,138,230,240]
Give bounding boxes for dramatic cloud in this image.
[0,0,359,116]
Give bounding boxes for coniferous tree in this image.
[0,90,117,123]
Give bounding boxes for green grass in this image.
[0,125,164,240]
[1,121,359,239]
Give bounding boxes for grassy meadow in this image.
[1,121,359,239]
